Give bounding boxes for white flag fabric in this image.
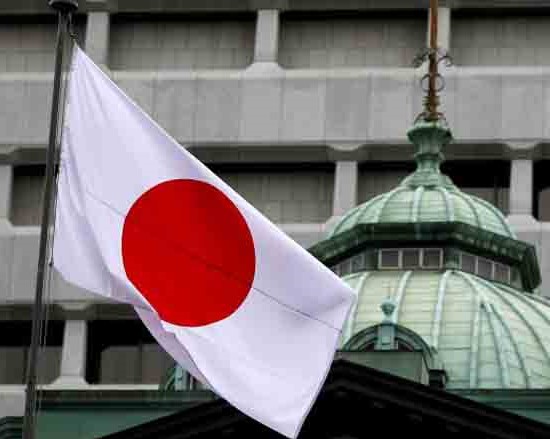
[53,46,354,438]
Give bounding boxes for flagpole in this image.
[22,1,78,439]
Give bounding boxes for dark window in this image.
[87,319,173,384]
[534,160,550,220]
[380,250,399,268]
[442,161,510,214]
[494,263,510,283]
[0,320,64,384]
[461,253,476,273]
[10,166,45,225]
[402,249,420,269]
[423,249,442,268]
[478,258,493,279]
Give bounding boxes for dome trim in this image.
[341,269,550,390]
[459,272,511,388]
[375,186,408,223]
[313,221,541,291]
[330,193,385,238]
[477,277,550,366]
[355,193,385,229]
[343,324,442,369]
[393,270,413,324]
[493,306,532,387]
[453,190,482,230]
[342,272,371,343]
[469,292,482,388]
[411,186,424,222]
[436,186,455,221]
[484,302,511,388]
[432,270,452,350]
[474,196,515,238]
[330,206,360,238]
[496,281,550,326]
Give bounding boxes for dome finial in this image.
[381,297,396,323]
[404,0,454,189]
[412,0,452,124]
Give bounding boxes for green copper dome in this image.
[341,269,550,389]
[330,121,515,240]
[307,115,545,391]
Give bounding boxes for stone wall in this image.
[0,19,85,72]
[453,14,550,66]
[0,21,57,72]
[109,16,255,70]
[99,344,172,384]
[215,167,334,223]
[9,166,334,225]
[279,15,425,68]
[358,164,510,214]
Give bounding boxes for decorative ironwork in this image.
[412,0,454,124]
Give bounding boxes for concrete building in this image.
[3,0,550,437]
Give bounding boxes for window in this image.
[402,249,420,269]
[213,165,335,224]
[380,250,399,269]
[460,253,476,273]
[10,166,45,225]
[477,257,493,278]
[494,263,511,283]
[87,319,173,384]
[422,249,442,268]
[378,248,443,270]
[331,253,368,276]
[459,251,512,286]
[0,320,64,384]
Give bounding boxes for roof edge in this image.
[309,221,541,291]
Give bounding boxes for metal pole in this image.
[22,2,77,438]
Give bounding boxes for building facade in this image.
[2,0,550,436]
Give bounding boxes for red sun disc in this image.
[121,179,256,327]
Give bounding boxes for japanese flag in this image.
[53,46,354,438]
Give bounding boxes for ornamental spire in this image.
[412,0,452,123]
[403,0,454,188]
[426,0,440,120]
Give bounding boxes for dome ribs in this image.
[478,277,550,380]
[392,270,413,325]
[492,307,532,388]
[436,186,455,221]
[431,270,452,350]
[457,271,511,388]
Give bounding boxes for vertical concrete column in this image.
[253,10,280,63]
[85,11,110,67]
[55,319,88,386]
[427,6,451,51]
[509,159,534,217]
[332,161,358,217]
[0,165,12,219]
[506,156,539,280]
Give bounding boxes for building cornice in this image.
[3,0,550,14]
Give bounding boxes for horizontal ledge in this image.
[2,0,550,14]
[7,66,550,82]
